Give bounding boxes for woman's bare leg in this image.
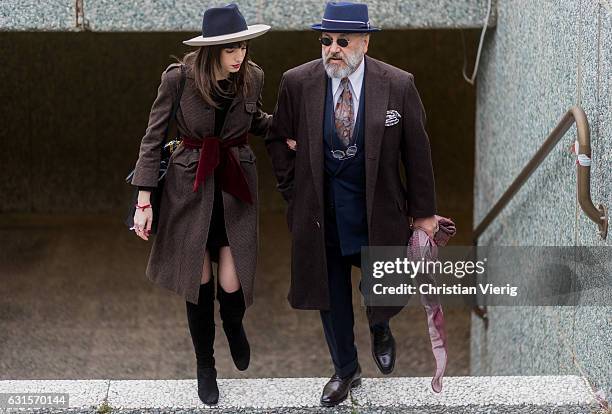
[201,249,213,284]
[217,246,240,292]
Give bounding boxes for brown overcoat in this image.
[265,55,437,315]
[130,61,271,306]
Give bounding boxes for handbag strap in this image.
[162,64,187,145]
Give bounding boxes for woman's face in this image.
[218,43,247,77]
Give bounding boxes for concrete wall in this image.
[472,0,611,396]
[0,0,496,31]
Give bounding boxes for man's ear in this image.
[363,33,370,54]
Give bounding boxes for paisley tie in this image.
[334,78,354,147]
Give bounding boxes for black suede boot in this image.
[217,285,250,371]
[186,281,219,405]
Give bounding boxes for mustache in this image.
[325,53,345,62]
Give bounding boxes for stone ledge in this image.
[1,0,496,31]
[0,375,597,413]
[0,1,76,31]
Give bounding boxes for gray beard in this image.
[322,50,364,79]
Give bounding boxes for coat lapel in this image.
[363,56,389,227]
[305,62,327,210]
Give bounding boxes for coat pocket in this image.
[238,147,256,164]
[170,147,198,168]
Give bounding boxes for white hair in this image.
[322,34,367,79]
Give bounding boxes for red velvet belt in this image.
[181,133,252,204]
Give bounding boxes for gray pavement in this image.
[0,212,470,380]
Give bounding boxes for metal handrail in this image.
[473,106,608,242]
[471,106,608,323]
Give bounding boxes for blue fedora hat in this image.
[184,3,270,46]
[311,2,380,33]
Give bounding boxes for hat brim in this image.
[310,24,380,33]
[183,24,271,46]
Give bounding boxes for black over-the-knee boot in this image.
[186,280,219,405]
[217,285,250,371]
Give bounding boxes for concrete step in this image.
[0,376,598,413]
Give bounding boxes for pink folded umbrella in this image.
[408,215,456,393]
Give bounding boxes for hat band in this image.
[320,17,371,30]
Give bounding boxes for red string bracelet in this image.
[135,203,152,211]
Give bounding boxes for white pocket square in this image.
[385,109,401,126]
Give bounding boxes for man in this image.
[265,1,438,407]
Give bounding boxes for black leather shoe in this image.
[370,324,396,374]
[196,366,219,405]
[320,364,362,407]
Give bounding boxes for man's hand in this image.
[412,215,438,239]
[286,138,297,151]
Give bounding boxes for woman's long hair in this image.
[175,41,253,108]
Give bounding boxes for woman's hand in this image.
[133,190,153,241]
[133,208,153,240]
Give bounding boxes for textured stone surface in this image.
[0,1,77,31]
[472,0,611,399]
[73,0,495,32]
[0,380,108,410]
[0,376,597,413]
[573,2,612,400]
[0,0,496,31]
[107,378,348,410]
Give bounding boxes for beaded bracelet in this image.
[135,203,152,211]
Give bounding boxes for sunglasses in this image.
[319,36,350,48]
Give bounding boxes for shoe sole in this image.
[198,394,219,406]
[320,378,362,407]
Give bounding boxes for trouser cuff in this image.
[335,358,359,379]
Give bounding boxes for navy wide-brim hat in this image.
[184,3,270,46]
[311,1,380,33]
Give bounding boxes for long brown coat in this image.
[265,55,437,317]
[130,61,271,306]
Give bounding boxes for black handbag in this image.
[124,64,186,234]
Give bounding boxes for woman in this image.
[129,4,271,405]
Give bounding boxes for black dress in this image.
[206,79,234,261]
[139,78,235,263]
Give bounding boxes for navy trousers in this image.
[320,242,389,378]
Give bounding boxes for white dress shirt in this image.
[330,57,365,130]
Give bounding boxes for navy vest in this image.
[323,73,368,256]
